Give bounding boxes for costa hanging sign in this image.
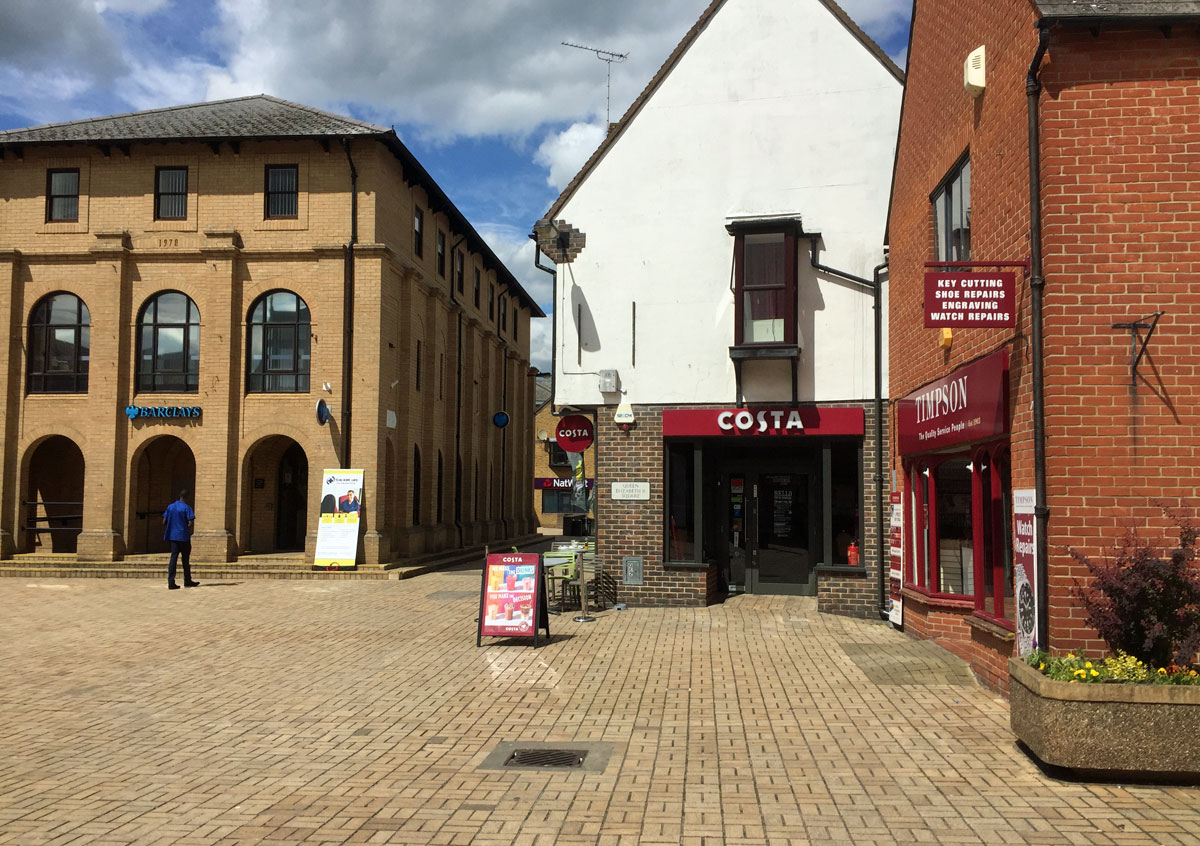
[662,406,864,437]
[924,272,1016,327]
[555,415,594,452]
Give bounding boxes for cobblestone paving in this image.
[1,572,1198,845]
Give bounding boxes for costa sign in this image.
[895,349,1009,454]
[555,415,594,452]
[662,406,864,437]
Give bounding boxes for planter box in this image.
[1009,658,1200,780]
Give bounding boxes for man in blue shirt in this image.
[162,491,198,590]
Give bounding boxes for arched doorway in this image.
[131,436,196,554]
[25,436,85,553]
[275,442,308,551]
[243,436,308,554]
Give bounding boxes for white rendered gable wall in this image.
[553,0,900,408]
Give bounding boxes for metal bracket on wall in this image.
[1111,311,1164,387]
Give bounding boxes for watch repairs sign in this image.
[924,272,1015,328]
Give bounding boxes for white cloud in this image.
[528,318,552,373]
[203,0,713,142]
[93,0,170,14]
[534,122,606,191]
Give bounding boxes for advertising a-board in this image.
[313,469,364,571]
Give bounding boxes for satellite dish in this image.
[537,429,549,441]
[315,399,332,425]
[492,411,510,429]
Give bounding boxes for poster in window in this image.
[888,490,904,626]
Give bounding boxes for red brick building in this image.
[888,0,1200,692]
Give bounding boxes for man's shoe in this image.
[184,580,200,588]
[168,583,180,590]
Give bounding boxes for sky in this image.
[0,0,911,371]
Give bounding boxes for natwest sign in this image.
[535,477,595,490]
[662,406,864,437]
[895,349,1009,454]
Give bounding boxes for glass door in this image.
[751,473,816,595]
[722,469,817,596]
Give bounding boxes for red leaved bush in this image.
[1071,509,1200,668]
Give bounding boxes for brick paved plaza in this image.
[1,567,1198,845]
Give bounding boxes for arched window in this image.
[412,445,421,526]
[247,290,310,392]
[137,291,199,393]
[27,292,90,393]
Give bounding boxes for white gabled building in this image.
[536,0,902,611]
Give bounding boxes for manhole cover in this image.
[504,748,586,768]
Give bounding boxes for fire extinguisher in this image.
[848,541,860,566]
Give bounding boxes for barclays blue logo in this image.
[125,405,202,420]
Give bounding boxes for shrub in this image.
[1071,509,1200,668]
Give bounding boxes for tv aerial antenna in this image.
[562,41,629,124]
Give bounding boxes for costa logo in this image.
[555,414,595,452]
[717,409,805,434]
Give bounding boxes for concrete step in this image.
[1,534,548,581]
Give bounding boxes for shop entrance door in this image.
[724,469,817,595]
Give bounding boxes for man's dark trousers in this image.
[168,541,192,585]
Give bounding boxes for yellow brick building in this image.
[0,96,541,566]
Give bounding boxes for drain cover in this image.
[504,748,586,768]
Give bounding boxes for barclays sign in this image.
[125,405,202,420]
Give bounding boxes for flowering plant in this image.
[1070,507,1200,667]
[1027,648,1199,685]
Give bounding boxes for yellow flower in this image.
[1158,668,1167,675]
[1090,670,1099,677]
[1069,679,1077,683]
[1190,670,1197,678]
[1039,663,1045,671]
[1068,653,1076,659]
[1085,662,1093,669]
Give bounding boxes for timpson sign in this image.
[895,349,1009,454]
[662,406,864,437]
[924,272,1015,327]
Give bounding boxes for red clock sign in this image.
[555,415,594,452]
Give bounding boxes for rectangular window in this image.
[933,155,971,261]
[46,169,79,222]
[731,227,797,346]
[904,446,1013,624]
[413,206,424,257]
[436,231,446,277]
[265,165,299,218]
[548,442,570,468]
[454,251,464,293]
[154,166,188,220]
[489,284,496,321]
[499,295,507,334]
[667,443,697,561]
[512,307,518,341]
[473,268,481,308]
[541,490,574,514]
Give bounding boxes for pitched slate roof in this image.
[0,94,388,144]
[0,95,543,317]
[541,0,904,223]
[1036,0,1200,18]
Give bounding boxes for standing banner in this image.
[888,490,904,626]
[313,469,364,571]
[477,552,550,646]
[1013,489,1038,656]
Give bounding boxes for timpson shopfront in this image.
[890,349,1037,686]
[597,402,884,614]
